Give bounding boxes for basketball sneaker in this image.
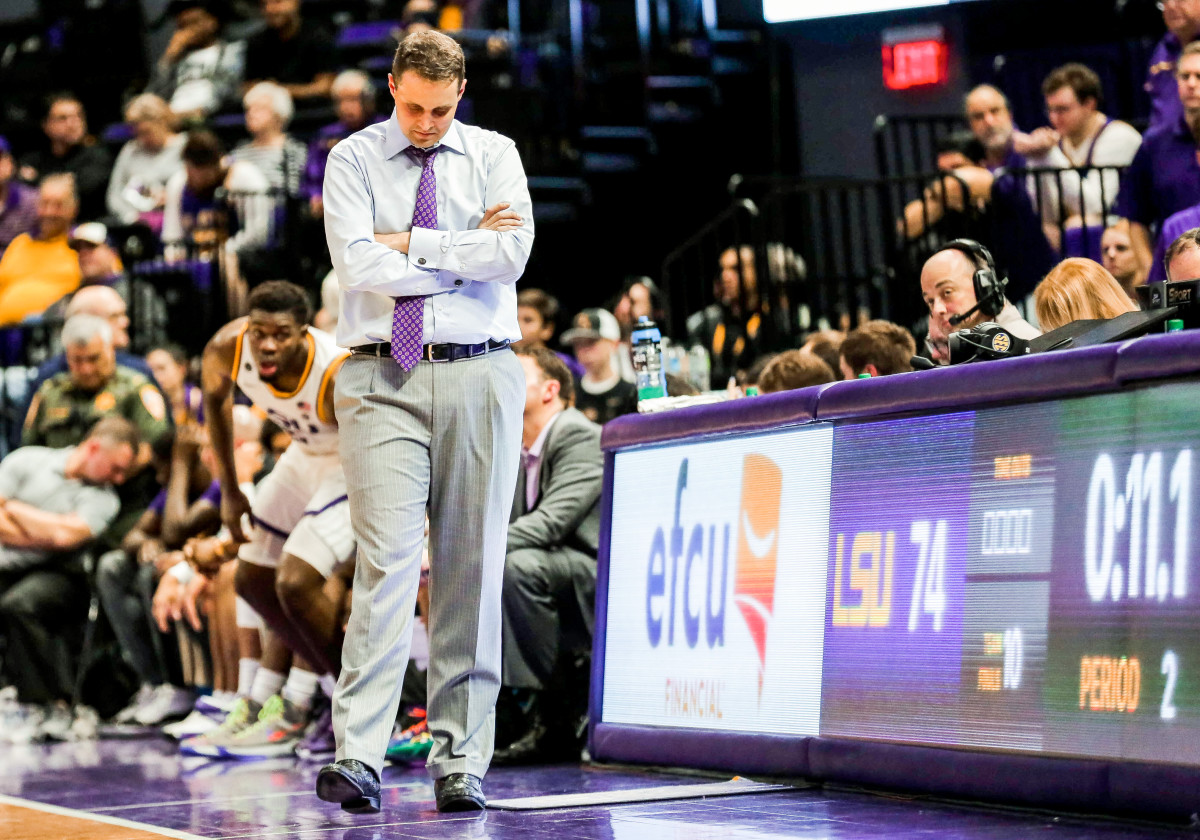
[180,696,261,757]
[217,695,309,759]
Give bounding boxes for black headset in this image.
[935,239,1007,325]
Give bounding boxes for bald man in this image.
[17,287,163,450]
[919,245,1040,365]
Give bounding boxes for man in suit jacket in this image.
[496,347,603,763]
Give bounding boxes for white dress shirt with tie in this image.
[322,113,535,348]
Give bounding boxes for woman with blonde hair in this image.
[106,93,185,228]
[1034,257,1138,332]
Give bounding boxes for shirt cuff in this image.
[408,226,446,271]
[168,560,194,584]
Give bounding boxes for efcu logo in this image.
[646,454,784,698]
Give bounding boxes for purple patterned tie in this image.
[391,145,441,369]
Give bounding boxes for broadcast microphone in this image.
[948,300,984,327]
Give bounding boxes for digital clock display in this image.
[601,380,1200,766]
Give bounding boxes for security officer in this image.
[23,313,171,545]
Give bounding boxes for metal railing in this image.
[873,113,966,178]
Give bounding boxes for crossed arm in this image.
[0,498,95,552]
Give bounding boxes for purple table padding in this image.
[807,739,1110,811]
[592,724,811,776]
[1115,330,1200,384]
[816,342,1122,421]
[601,385,825,451]
[1107,763,1200,818]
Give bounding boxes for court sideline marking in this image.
[0,793,210,840]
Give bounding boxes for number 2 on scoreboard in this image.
[909,519,948,632]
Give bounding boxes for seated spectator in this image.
[0,136,38,251]
[1147,0,1200,133]
[65,224,169,351]
[686,246,774,386]
[965,85,1054,172]
[1117,43,1200,278]
[0,416,138,736]
[24,314,172,548]
[1033,258,1139,332]
[494,347,602,765]
[901,131,993,240]
[0,174,82,326]
[164,131,270,261]
[757,350,835,394]
[800,328,844,375]
[1165,227,1200,282]
[98,423,220,727]
[741,352,778,393]
[516,287,583,379]
[302,70,380,218]
[839,320,917,379]
[146,344,203,424]
[561,308,636,425]
[17,95,112,222]
[964,85,1060,300]
[243,0,336,105]
[106,94,185,229]
[35,284,157,390]
[231,82,308,196]
[1101,221,1142,301]
[920,241,1040,365]
[147,0,244,124]
[1033,64,1141,255]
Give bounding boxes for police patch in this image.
[94,391,117,412]
[140,385,167,421]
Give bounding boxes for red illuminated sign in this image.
[883,39,948,90]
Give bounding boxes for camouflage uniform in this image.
[23,364,172,547]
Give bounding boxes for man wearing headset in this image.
[920,239,1041,365]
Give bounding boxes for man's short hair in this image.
[182,130,225,168]
[516,346,574,407]
[757,350,835,394]
[44,92,83,121]
[248,280,313,326]
[62,313,113,348]
[392,30,466,84]
[39,172,78,205]
[1182,41,1200,63]
[1042,63,1103,106]
[801,329,844,375]
[1165,228,1200,277]
[517,288,560,328]
[964,84,1009,114]
[86,415,141,453]
[936,130,985,164]
[840,320,917,378]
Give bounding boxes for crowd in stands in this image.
[2,0,1200,779]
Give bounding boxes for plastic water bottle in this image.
[686,344,711,392]
[631,316,667,401]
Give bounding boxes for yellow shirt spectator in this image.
[0,231,82,325]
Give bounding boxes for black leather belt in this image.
[350,338,511,363]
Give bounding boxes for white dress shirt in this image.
[522,409,561,511]
[323,113,535,348]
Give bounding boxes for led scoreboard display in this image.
[602,380,1200,766]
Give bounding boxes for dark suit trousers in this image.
[0,566,88,703]
[501,546,596,690]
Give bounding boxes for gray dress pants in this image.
[332,347,523,780]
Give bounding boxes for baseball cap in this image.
[561,308,621,344]
[69,222,109,249]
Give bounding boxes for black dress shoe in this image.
[316,759,381,814]
[434,772,486,812]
